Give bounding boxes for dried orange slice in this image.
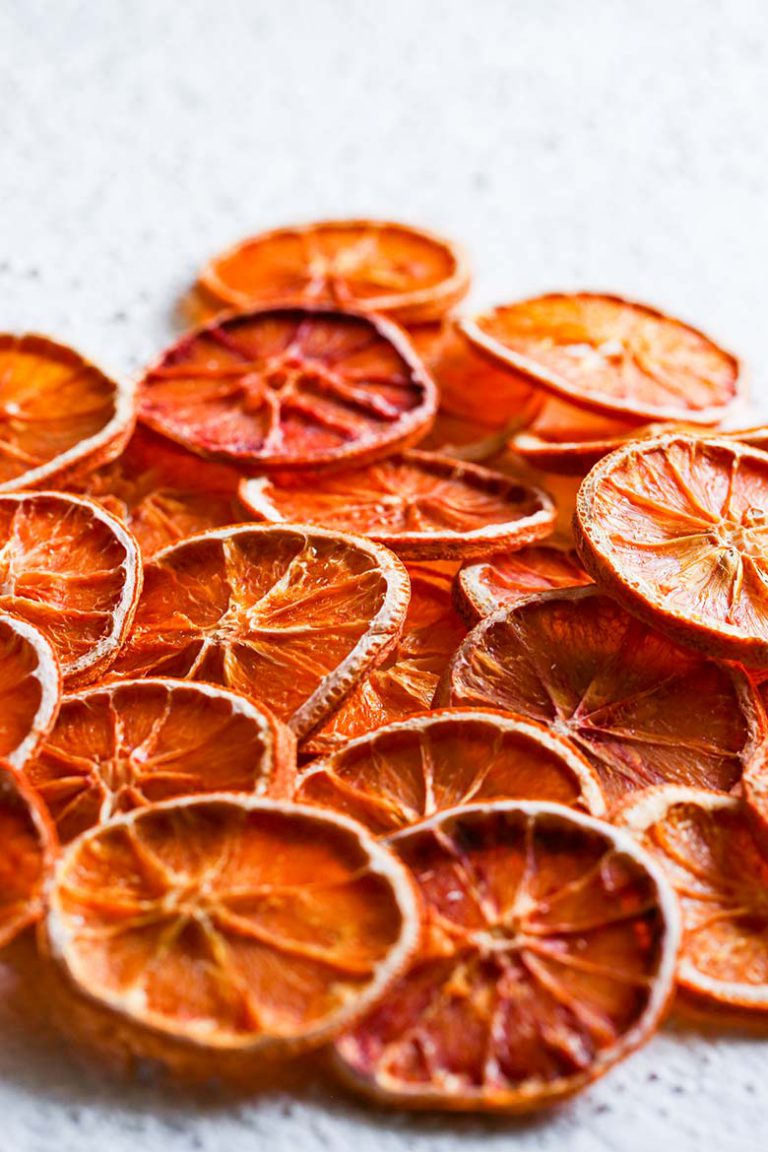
[617,786,768,1011]
[0,492,141,685]
[415,409,512,463]
[107,523,409,741]
[298,709,605,833]
[335,800,679,1112]
[241,450,555,560]
[510,395,655,474]
[575,435,768,666]
[44,796,419,1059]
[25,678,296,843]
[436,587,760,805]
[0,334,134,493]
[0,612,60,768]
[463,294,738,424]
[198,219,469,323]
[456,543,591,621]
[0,759,55,949]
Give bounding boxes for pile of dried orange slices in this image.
[3,218,768,1113]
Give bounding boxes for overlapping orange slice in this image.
[0,612,60,768]
[510,394,656,474]
[0,760,55,949]
[456,542,591,621]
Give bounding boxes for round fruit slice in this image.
[0,492,141,684]
[198,219,469,323]
[45,796,419,1056]
[25,678,296,843]
[241,450,555,560]
[335,800,679,1112]
[435,587,760,805]
[463,294,739,424]
[106,524,409,741]
[0,612,60,768]
[617,786,768,1011]
[0,759,55,948]
[575,435,768,666]
[0,333,135,493]
[510,395,656,474]
[298,710,605,833]
[456,542,591,621]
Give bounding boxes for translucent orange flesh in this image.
[0,766,50,948]
[0,615,58,767]
[457,544,591,619]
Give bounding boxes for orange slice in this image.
[335,800,679,1112]
[456,542,591,621]
[241,450,555,560]
[510,394,656,474]
[415,409,512,463]
[0,759,55,949]
[198,219,469,323]
[463,294,739,424]
[617,786,768,1011]
[106,523,410,741]
[435,587,760,805]
[0,334,135,493]
[44,796,419,1059]
[0,492,141,685]
[575,435,768,666]
[25,678,296,843]
[0,612,60,768]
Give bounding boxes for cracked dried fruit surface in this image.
[0,492,141,684]
[576,435,768,666]
[45,796,419,1053]
[297,710,605,834]
[0,612,60,768]
[106,524,410,741]
[456,543,591,621]
[463,294,738,424]
[0,760,55,949]
[335,801,678,1112]
[436,587,759,805]
[198,219,469,323]
[25,678,296,843]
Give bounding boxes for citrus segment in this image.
[0,612,60,768]
[456,543,591,621]
[0,760,55,948]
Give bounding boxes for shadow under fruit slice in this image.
[334,800,679,1112]
[456,542,591,622]
[435,587,761,805]
[106,524,410,741]
[0,759,56,949]
[0,612,60,768]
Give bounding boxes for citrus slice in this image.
[0,333,135,493]
[575,434,768,666]
[198,219,469,323]
[241,450,555,560]
[0,492,141,684]
[435,587,760,805]
[335,800,679,1112]
[106,523,409,741]
[462,294,739,424]
[415,409,512,463]
[510,395,656,474]
[44,796,419,1059]
[456,543,591,621]
[617,786,768,1011]
[0,612,60,768]
[298,710,605,833]
[25,678,296,843]
[0,759,55,949]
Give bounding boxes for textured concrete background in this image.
[1,1,767,1148]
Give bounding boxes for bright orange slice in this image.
[0,612,60,768]
[510,394,655,474]
[44,796,419,1058]
[0,334,134,493]
[241,450,555,560]
[0,760,55,949]
[0,492,141,685]
[106,523,410,741]
[618,786,768,1011]
[575,435,768,666]
[198,219,469,323]
[436,587,760,805]
[25,678,296,843]
[335,800,679,1112]
[463,294,739,424]
[456,542,591,621]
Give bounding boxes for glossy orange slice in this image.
[198,219,469,323]
[0,334,134,493]
[0,612,60,768]
[106,523,409,741]
[241,450,555,560]
[463,294,738,424]
[510,394,655,474]
[0,492,141,684]
[0,759,55,949]
[456,542,591,621]
[575,435,768,666]
[44,796,419,1059]
[25,678,296,843]
[335,801,679,1112]
[436,587,760,805]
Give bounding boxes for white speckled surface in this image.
[1,1,767,1147]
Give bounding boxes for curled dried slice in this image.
[456,543,591,621]
[0,492,141,684]
[44,797,419,1058]
[335,801,679,1112]
[198,219,469,323]
[0,612,60,768]
[106,524,409,741]
[25,678,296,843]
[241,451,555,560]
[510,395,656,474]
[0,760,55,948]
[436,587,760,805]
[463,294,738,424]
